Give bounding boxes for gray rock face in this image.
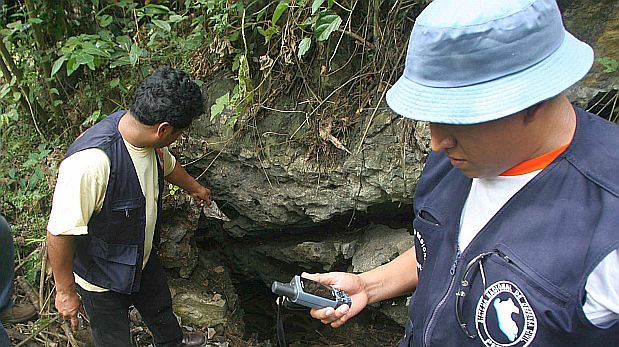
[159,198,200,278]
[171,84,425,236]
[173,292,228,327]
[351,224,414,273]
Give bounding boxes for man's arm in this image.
[164,161,211,205]
[46,232,81,330]
[46,149,109,330]
[305,246,418,328]
[360,246,419,304]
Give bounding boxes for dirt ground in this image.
[4,305,402,347]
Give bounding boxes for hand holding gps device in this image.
[271,275,352,309]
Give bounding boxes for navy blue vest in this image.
[402,108,619,346]
[65,111,164,294]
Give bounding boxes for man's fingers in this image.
[331,318,348,328]
[70,315,79,331]
[312,305,350,328]
[320,315,347,328]
[310,306,335,320]
[193,192,212,207]
[204,190,212,206]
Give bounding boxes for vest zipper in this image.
[423,249,461,347]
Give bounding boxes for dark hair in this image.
[130,67,204,129]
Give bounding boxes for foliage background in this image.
[0,0,616,344]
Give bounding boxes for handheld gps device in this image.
[271,275,352,309]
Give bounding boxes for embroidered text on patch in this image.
[476,281,537,347]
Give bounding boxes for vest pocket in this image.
[456,247,572,343]
[88,236,138,293]
[415,207,443,226]
[491,245,570,307]
[109,197,145,242]
[413,207,450,277]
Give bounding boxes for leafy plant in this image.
[0,78,21,129]
[314,10,342,41]
[0,123,56,241]
[82,110,105,127]
[205,0,352,130]
[52,34,118,76]
[168,183,180,196]
[297,37,311,58]
[596,57,618,73]
[211,92,231,121]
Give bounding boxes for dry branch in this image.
[16,276,39,311]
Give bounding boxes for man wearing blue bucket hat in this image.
[304,0,619,345]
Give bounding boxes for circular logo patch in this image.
[476,281,537,347]
[414,228,427,272]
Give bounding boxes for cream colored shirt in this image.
[48,143,176,292]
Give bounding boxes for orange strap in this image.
[500,143,570,176]
[155,148,164,169]
[155,148,164,161]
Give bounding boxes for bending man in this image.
[48,67,212,347]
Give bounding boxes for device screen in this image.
[300,277,336,300]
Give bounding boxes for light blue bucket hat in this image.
[385,0,594,124]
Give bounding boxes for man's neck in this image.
[118,111,153,148]
[529,95,576,157]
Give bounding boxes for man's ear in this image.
[523,102,544,124]
[156,122,172,137]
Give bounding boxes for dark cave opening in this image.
[193,201,414,345]
[231,275,404,346]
